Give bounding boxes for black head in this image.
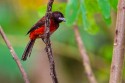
[52,11,65,23]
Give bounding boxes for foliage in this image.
[65,0,117,34]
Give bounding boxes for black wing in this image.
[27,16,45,35]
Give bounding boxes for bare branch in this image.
[73,25,97,83]
[44,0,58,83]
[0,26,30,83]
[109,0,125,83]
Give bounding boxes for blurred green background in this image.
[1,0,125,83]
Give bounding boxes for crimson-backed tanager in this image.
[21,11,65,61]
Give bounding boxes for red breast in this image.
[29,19,59,40]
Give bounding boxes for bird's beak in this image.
[59,17,66,22]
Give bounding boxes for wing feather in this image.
[27,16,45,34]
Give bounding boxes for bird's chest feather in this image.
[29,20,59,40]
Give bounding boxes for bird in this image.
[21,11,65,61]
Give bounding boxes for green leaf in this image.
[84,0,99,13]
[65,0,79,26]
[80,2,89,30]
[104,17,111,26]
[80,0,99,34]
[110,0,118,11]
[87,15,99,34]
[97,0,111,19]
[97,0,111,25]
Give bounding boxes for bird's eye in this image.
[59,14,62,17]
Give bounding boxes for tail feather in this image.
[22,39,35,61]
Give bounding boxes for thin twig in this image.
[0,26,30,83]
[44,0,58,83]
[73,25,97,83]
[109,0,125,83]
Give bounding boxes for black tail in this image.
[22,39,35,61]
